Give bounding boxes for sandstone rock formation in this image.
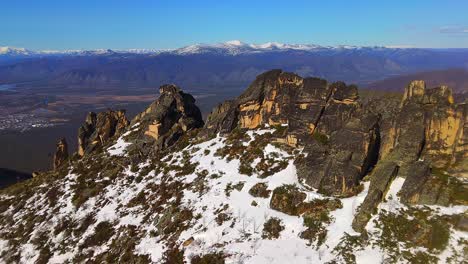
[78,110,129,156]
[352,80,468,231]
[451,103,468,176]
[203,71,466,223]
[53,138,68,170]
[202,70,361,143]
[128,84,204,152]
[202,70,378,196]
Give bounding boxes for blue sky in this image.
[1,0,468,50]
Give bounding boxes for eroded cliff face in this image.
[202,70,360,145]
[203,71,467,225]
[77,110,129,156]
[203,70,377,196]
[452,103,468,176]
[127,84,204,154]
[352,80,468,231]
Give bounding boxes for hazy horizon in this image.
[2,0,468,50]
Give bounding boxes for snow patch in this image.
[107,137,131,156]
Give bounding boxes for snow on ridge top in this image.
[224,40,246,46]
[1,42,398,57]
[170,41,330,55]
[0,46,32,55]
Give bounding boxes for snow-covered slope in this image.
[0,126,465,263]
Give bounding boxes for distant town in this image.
[0,113,58,132]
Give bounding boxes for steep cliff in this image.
[203,70,378,196]
[77,110,129,156]
[353,80,467,231]
[202,70,361,146]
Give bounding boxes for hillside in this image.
[0,70,466,263]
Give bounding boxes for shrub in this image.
[269,185,306,215]
[191,252,225,264]
[81,221,115,248]
[262,217,284,239]
[248,183,271,198]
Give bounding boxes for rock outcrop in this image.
[78,110,129,156]
[53,138,68,170]
[203,72,466,225]
[203,70,378,196]
[128,84,204,153]
[202,70,361,146]
[296,111,381,196]
[352,80,467,231]
[451,103,468,176]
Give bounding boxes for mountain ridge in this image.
[2,45,468,93]
[0,70,466,263]
[2,41,467,57]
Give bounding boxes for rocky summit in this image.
[0,70,466,263]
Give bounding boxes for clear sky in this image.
[1,0,468,50]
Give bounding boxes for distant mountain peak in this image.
[0,46,33,55]
[0,42,415,58]
[224,40,246,46]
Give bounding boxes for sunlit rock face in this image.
[202,70,374,196]
[77,110,129,156]
[203,70,360,145]
[353,80,468,231]
[452,103,468,177]
[204,71,467,227]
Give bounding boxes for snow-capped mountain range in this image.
[2,41,467,93]
[0,40,393,57]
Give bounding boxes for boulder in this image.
[270,185,307,216]
[202,70,379,196]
